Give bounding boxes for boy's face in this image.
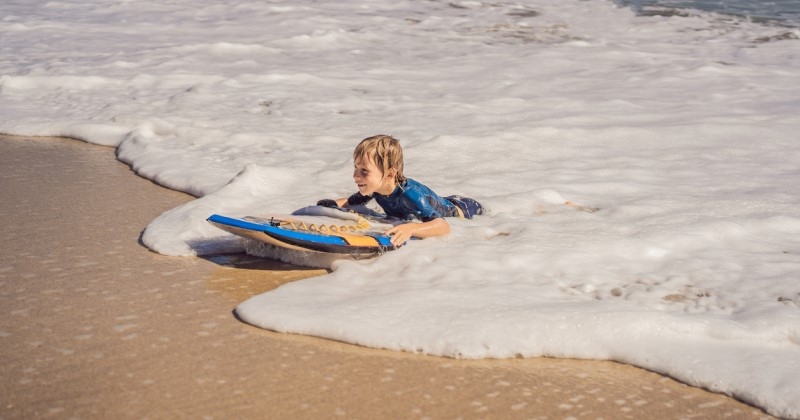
[353,155,396,196]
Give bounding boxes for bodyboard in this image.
[207,206,401,258]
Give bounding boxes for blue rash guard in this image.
[346,178,461,222]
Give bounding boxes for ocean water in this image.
[1,0,799,417]
[617,0,800,25]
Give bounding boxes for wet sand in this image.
[0,134,772,419]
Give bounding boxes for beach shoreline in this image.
[0,134,772,419]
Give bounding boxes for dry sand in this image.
[0,134,773,419]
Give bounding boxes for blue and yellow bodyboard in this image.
[207,212,398,258]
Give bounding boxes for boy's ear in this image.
[387,168,398,180]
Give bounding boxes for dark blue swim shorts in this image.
[445,195,484,219]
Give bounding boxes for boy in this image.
[318,135,483,246]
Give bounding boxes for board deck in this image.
[207,213,398,257]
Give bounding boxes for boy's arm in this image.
[385,217,450,246]
[317,195,365,208]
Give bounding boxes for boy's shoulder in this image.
[401,178,424,190]
[401,178,436,194]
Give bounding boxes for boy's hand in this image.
[316,199,339,208]
[385,224,416,246]
[385,218,450,246]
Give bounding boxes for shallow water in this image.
[0,134,769,418]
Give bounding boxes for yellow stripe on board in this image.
[331,233,380,247]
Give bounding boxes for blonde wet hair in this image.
[353,134,407,184]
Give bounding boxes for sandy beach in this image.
[0,134,773,419]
